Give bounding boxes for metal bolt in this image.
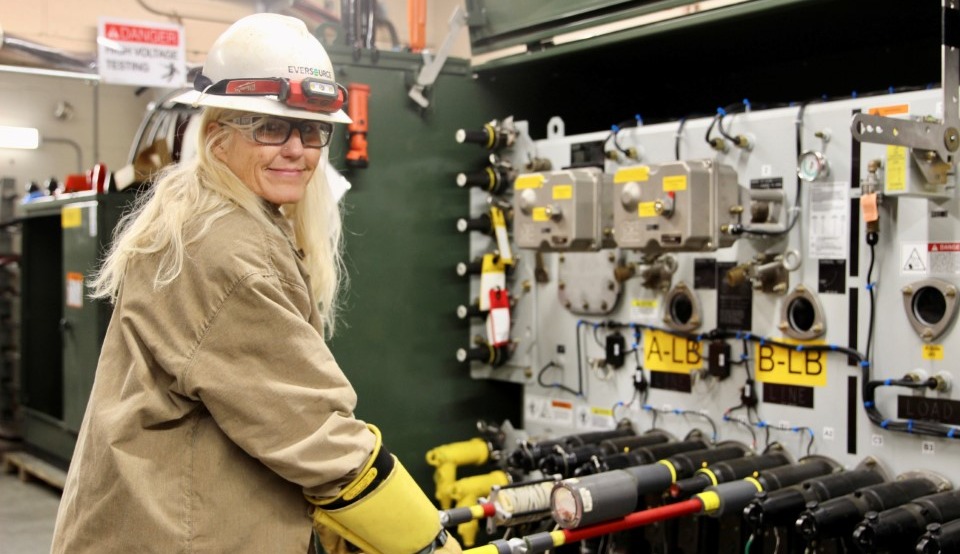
[730,205,744,214]
[796,284,806,293]
[582,302,590,310]
[559,281,566,290]
[778,322,788,331]
[559,255,565,263]
[902,286,914,295]
[608,252,616,263]
[601,301,608,311]
[607,281,615,291]
[946,286,957,297]
[812,323,824,334]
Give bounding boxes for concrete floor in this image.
[0,445,61,554]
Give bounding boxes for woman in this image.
[51,13,460,554]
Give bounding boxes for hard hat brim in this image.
[170,89,352,124]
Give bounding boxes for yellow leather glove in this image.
[435,532,463,554]
[307,425,447,554]
[313,524,361,554]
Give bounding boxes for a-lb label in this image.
[755,340,827,387]
[643,329,702,373]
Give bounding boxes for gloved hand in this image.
[313,524,361,554]
[435,532,463,554]
[308,425,451,554]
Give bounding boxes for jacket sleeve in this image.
[178,271,376,498]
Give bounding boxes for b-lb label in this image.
[754,340,827,387]
[643,329,702,373]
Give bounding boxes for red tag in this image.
[486,288,511,347]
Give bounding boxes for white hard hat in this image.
[171,13,350,124]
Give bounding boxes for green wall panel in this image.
[325,50,521,490]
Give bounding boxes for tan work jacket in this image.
[52,205,376,553]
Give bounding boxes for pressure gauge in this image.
[797,151,830,182]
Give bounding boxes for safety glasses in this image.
[226,116,333,148]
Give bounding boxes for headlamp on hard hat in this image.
[193,74,347,115]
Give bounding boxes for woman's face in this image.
[210,115,323,205]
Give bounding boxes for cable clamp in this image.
[881,419,890,428]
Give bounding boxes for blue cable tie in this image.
[821,93,828,101]
[865,401,874,408]
[949,428,956,439]
[635,114,643,125]
[888,85,895,94]
[760,338,766,346]
[642,404,652,411]
[885,379,892,386]
[674,409,682,415]
[611,124,620,132]
[697,334,704,342]
[830,345,838,351]
[757,421,768,428]
[740,354,749,361]
[908,419,914,433]
[717,107,727,116]
[735,331,742,339]
[723,414,731,421]
[745,332,753,340]
[881,419,890,428]
[851,90,858,98]
[860,360,871,368]
[791,426,798,432]
[796,344,804,352]
[743,98,751,110]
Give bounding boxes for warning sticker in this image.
[929,242,960,274]
[900,243,929,274]
[901,243,960,275]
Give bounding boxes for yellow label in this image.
[885,145,907,192]
[663,175,687,192]
[552,184,573,200]
[480,252,505,274]
[614,165,650,183]
[62,207,82,228]
[632,299,658,309]
[868,104,909,116]
[922,344,944,360]
[754,340,827,387]
[590,407,613,417]
[643,329,703,373]
[532,207,549,222]
[514,174,545,190]
[491,206,507,228]
[638,202,658,218]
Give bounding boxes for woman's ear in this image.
[207,121,226,159]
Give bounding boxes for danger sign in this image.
[98,18,185,87]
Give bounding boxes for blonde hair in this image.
[90,107,346,336]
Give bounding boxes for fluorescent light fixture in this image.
[0,125,40,149]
